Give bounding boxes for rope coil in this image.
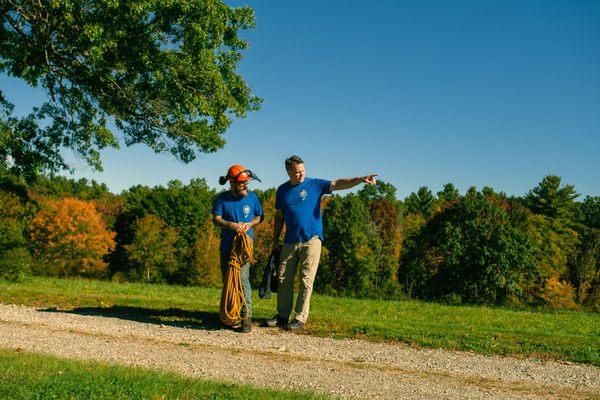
[219,232,253,326]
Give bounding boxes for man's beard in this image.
[233,188,248,197]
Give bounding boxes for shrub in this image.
[540,276,578,310]
[0,247,32,282]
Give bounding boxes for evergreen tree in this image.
[404,186,435,218]
[437,183,460,203]
[524,175,578,219]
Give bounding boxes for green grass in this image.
[1,276,598,366]
[0,349,328,400]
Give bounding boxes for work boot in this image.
[264,315,287,328]
[221,320,241,330]
[286,319,304,331]
[240,317,252,333]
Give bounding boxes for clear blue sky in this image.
[2,0,599,198]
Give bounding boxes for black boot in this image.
[286,319,304,331]
[264,315,287,328]
[241,317,252,333]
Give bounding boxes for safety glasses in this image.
[229,169,262,182]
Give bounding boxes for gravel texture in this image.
[0,303,598,399]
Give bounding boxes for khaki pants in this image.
[277,236,322,323]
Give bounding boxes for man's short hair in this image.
[285,155,304,171]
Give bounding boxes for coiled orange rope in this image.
[219,232,254,326]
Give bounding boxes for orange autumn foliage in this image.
[29,197,116,277]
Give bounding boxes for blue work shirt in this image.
[212,191,263,253]
[275,177,332,244]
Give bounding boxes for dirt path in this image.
[0,303,598,399]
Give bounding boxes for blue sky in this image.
[2,0,599,198]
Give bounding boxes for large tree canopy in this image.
[0,0,261,180]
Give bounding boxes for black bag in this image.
[259,248,280,299]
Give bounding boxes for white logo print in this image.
[299,189,307,201]
[243,205,251,218]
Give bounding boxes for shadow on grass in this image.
[40,306,223,331]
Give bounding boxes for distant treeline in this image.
[1,172,598,310]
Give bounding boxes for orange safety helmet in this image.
[219,164,261,185]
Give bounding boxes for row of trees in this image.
[2,1,596,311]
[1,171,598,310]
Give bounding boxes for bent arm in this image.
[330,174,378,191]
[214,215,246,233]
[214,214,234,230]
[247,215,263,230]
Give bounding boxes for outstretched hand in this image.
[363,174,378,185]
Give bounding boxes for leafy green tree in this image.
[569,226,599,305]
[357,180,398,203]
[112,179,215,282]
[524,175,578,219]
[125,214,179,282]
[181,219,221,287]
[123,179,216,247]
[369,199,403,296]
[404,186,435,218]
[0,189,32,280]
[1,0,261,180]
[464,186,478,197]
[437,183,460,203]
[0,95,70,182]
[569,196,600,306]
[321,194,378,297]
[29,175,112,201]
[397,211,426,296]
[0,190,28,253]
[400,192,538,305]
[482,186,506,198]
[579,196,600,229]
[524,213,578,281]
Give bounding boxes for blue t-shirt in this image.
[212,191,263,252]
[275,177,332,244]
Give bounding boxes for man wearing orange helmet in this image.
[266,155,377,330]
[212,164,264,333]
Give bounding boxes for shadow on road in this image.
[40,305,223,331]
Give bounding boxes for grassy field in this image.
[0,276,598,366]
[0,349,328,400]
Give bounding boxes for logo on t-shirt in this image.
[299,189,307,201]
[243,205,251,218]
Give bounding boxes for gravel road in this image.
[0,303,598,399]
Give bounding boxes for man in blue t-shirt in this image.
[212,164,264,333]
[266,155,377,330]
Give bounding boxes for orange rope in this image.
[219,232,253,326]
